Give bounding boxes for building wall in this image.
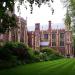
[65,31,73,56]
[34,23,40,50]
[28,21,73,56]
[0,16,73,56]
[0,16,28,46]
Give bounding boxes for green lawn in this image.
[0,58,75,75]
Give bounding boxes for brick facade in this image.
[0,16,28,45]
[28,21,73,57]
[0,16,73,57]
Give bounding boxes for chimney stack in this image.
[35,23,40,31]
[48,21,51,30]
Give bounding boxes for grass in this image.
[0,58,75,75]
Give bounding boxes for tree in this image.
[69,0,75,16]
[61,0,75,23]
[73,37,75,55]
[61,0,75,15]
[0,0,54,33]
[64,9,71,30]
[61,0,75,56]
[0,0,17,33]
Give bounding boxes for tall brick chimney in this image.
[35,23,40,31]
[48,21,51,47]
[48,21,51,30]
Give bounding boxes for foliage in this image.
[73,37,75,56]
[16,0,54,13]
[0,0,54,33]
[0,0,17,33]
[0,46,17,61]
[61,0,75,16]
[61,0,75,30]
[26,0,54,14]
[69,0,75,16]
[30,50,41,62]
[0,42,64,69]
[41,48,63,60]
[64,9,71,30]
[30,48,64,62]
[0,42,33,66]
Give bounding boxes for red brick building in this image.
[0,16,73,57]
[28,21,73,57]
[0,16,28,45]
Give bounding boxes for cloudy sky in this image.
[15,0,66,30]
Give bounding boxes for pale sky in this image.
[15,0,66,30]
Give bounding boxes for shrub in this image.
[0,42,39,69]
[29,50,41,62]
[41,48,64,61]
[0,42,33,64]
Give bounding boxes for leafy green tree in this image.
[61,0,75,15]
[61,0,75,56]
[61,0,75,25]
[64,9,71,30]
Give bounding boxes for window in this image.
[52,42,56,46]
[52,33,56,39]
[60,33,64,46]
[44,34,48,39]
[52,33,56,42]
[60,41,64,46]
[52,33,56,46]
[60,33,64,39]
